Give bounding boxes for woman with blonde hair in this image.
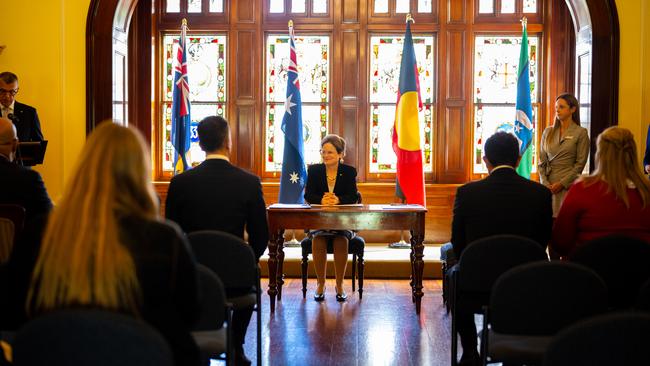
[539,93,591,217]
[551,127,650,256]
[27,122,200,365]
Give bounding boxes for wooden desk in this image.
[267,204,427,314]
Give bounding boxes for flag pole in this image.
[389,13,416,250]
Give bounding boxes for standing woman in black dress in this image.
[305,134,359,302]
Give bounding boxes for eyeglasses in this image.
[320,150,338,156]
[0,88,18,97]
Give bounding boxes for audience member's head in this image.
[29,122,156,314]
[0,72,19,109]
[197,115,230,154]
[0,117,18,160]
[584,126,650,208]
[483,131,520,171]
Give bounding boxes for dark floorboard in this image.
[239,278,455,366]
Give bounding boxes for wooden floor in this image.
[240,278,454,366]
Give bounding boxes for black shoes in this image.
[335,292,348,302]
[314,292,325,302]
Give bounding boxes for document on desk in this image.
[310,203,363,207]
[377,204,426,210]
[268,203,311,209]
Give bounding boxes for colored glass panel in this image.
[313,0,327,13]
[523,0,537,13]
[188,0,201,13]
[418,0,432,13]
[396,0,410,13]
[209,0,223,12]
[162,34,227,171]
[292,0,306,13]
[501,0,515,13]
[270,0,284,13]
[166,0,180,12]
[479,0,493,13]
[374,0,388,13]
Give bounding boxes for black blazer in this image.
[0,156,52,223]
[12,102,44,142]
[644,124,650,169]
[304,163,359,204]
[450,167,553,257]
[165,159,269,259]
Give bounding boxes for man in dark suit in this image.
[450,131,552,365]
[166,115,268,366]
[0,72,44,142]
[0,117,52,223]
[644,124,649,175]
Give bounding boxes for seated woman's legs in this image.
[312,235,328,295]
[332,236,349,296]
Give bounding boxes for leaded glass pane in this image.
[209,0,223,12]
[374,0,388,13]
[188,0,201,13]
[472,105,538,174]
[474,35,538,104]
[292,0,306,13]
[479,0,493,13]
[313,0,327,13]
[166,0,180,12]
[369,35,435,174]
[266,35,330,103]
[501,0,515,13]
[265,104,328,172]
[265,35,330,173]
[396,0,410,13]
[370,36,435,103]
[270,0,284,13]
[523,0,537,13]
[418,0,432,13]
[162,34,227,171]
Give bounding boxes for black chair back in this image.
[490,261,607,335]
[457,234,548,294]
[0,204,25,263]
[194,264,227,331]
[188,231,257,289]
[543,312,650,366]
[637,278,650,311]
[13,309,173,366]
[570,235,650,309]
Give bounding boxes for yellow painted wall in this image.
[1,0,89,202]
[616,0,650,162]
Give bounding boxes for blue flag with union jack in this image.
[171,21,192,175]
[278,23,307,204]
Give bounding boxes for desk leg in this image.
[411,230,425,314]
[410,244,415,303]
[277,238,286,301]
[267,228,285,312]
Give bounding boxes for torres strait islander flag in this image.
[391,20,426,206]
[170,19,192,175]
[514,20,535,179]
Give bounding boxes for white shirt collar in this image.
[490,165,516,174]
[206,153,229,162]
[1,101,14,118]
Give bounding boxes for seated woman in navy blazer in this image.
[304,134,359,302]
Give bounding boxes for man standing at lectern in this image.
[0,72,44,142]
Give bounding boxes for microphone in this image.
[7,113,19,123]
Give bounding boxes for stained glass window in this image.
[166,0,180,12]
[313,0,327,13]
[162,34,227,171]
[479,0,493,14]
[523,0,537,13]
[501,0,515,14]
[188,0,201,13]
[374,0,388,13]
[209,0,223,12]
[369,35,435,174]
[395,0,410,13]
[418,0,432,13]
[265,35,330,172]
[473,35,539,174]
[292,0,306,13]
[270,0,284,13]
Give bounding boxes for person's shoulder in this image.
[14,101,36,113]
[340,163,357,174]
[308,163,324,172]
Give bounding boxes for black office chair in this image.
[570,234,650,309]
[300,192,365,299]
[13,309,173,366]
[543,312,650,366]
[193,264,233,365]
[636,278,650,312]
[482,261,608,365]
[188,231,262,366]
[448,234,548,366]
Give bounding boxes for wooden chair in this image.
[0,204,25,264]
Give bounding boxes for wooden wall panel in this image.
[342,107,359,169]
[235,31,255,99]
[447,0,466,24]
[342,0,359,23]
[341,31,359,99]
[235,104,254,171]
[439,106,466,182]
[235,0,255,23]
[445,31,465,100]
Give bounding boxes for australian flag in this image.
[278,22,307,204]
[171,20,192,175]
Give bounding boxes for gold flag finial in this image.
[406,13,415,24]
[288,20,293,28]
[520,16,527,29]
